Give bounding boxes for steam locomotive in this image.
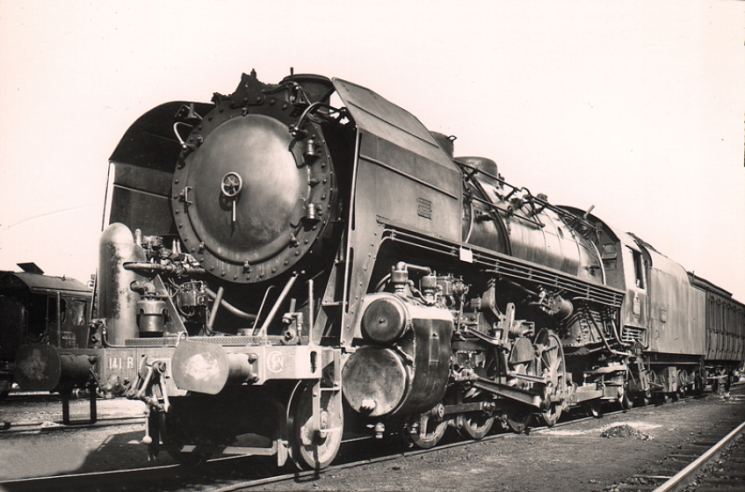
[14,71,745,469]
[0,264,92,399]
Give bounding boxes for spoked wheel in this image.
[403,413,448,449]
[505,409,531,433]
[288,382,344,470]
[457,391,495,440]
[640,390,652,406]
[462,412,495,440]
[678,370,689,397]
[694,370,705,396]
[658,372,668,397]
[535,329,567,427]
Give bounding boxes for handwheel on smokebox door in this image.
[403,412,448,449]
[288,381,343,470]
[535,329,567,427]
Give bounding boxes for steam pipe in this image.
[255,272,300,336]
[582,307,633,358]
[123,262,206,276]
[206,286,224,333]
[205,287,257,321]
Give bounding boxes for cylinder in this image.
[341,347,407,417]
[346,297,454,418]
[97,223,146,345]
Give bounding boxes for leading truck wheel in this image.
[288,382,343,470]
[158,412,213,467]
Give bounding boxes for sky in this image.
[0,1,743,301]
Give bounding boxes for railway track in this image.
[603,385,745,492]
[0,410,613,492]
[0,391,147,433]
[0,415,146,434]
[1,388,743,492]
[653,419,745,492]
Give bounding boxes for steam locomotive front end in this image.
[170,73,340,285]
[67,72,353,468]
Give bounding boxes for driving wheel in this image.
[535,329,567,427]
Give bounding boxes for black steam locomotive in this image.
[0,264,92,399]
[14,71,745,469]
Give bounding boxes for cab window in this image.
[632,251,645,290]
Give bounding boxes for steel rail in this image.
[0,415,145,434]
[651,418,745,492]
[0,462,182,490]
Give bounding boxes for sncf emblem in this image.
[267,351,284,373]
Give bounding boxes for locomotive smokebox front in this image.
[171,74,339,283]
